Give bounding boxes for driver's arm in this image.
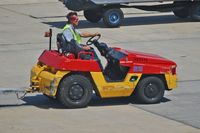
[69,39,90,52]
[80,31,100,38]
[64,29,91,51]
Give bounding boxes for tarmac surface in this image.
[0,0,200,133]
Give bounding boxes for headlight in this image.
[170,65,176,75]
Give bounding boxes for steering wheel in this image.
[86,34,101,45]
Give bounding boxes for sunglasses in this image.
[70,16,79,22]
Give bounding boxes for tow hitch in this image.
[0,87,37,100]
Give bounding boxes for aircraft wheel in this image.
[191,2,200,21]
[103,8,124,28]
[173,1,191,18]
[173,8,190,18]
[84,9,102,23]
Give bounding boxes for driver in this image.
[62,12,100,57]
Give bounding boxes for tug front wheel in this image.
[134,76,165,104]
[58,75,93,108]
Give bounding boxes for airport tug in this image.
[29,29,177,108]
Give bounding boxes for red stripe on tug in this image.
[38,50,101,72]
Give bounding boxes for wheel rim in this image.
[109,12,119,24]
[144,83,160,99]
[68,84,84,101]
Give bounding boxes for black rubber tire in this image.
[173,8,190,18]
[173,1,191,18]
[84,9,102,23]
[191,3,200,21]
[57,75,93,108]
[103,8,124,28]
[135,76,165,104]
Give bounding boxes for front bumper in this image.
[165,73,177,90]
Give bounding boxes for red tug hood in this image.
[118,48,176,65]
[113,47,177,74]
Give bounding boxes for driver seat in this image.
[56,33,65,52]
[57,33,79,59]
[57,33,103,70]
[56,33,96,60]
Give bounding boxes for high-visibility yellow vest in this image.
[63,24,81,44]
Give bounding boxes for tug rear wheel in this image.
[58,75,93,108]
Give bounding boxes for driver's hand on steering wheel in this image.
[93,32,101,37]
[83,45,90,50]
